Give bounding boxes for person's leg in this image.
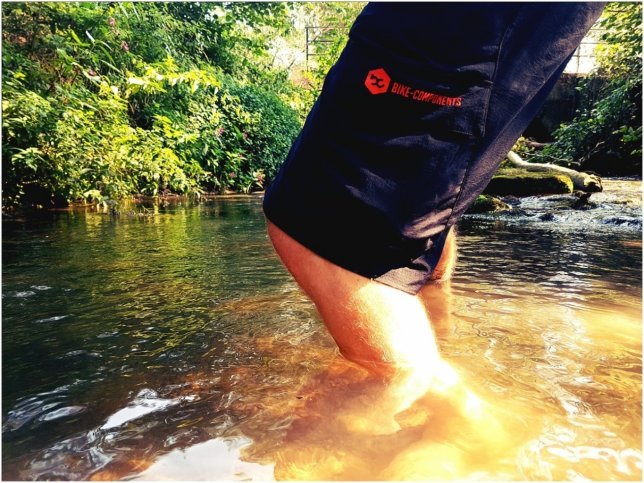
[267,221,444,377]
[414,226,457,339]
[267,221,462,429]
[429,226,457,283]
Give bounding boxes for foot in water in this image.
[337,357,467,436]
[378,376,531,480]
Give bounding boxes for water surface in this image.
[2,180,641,480]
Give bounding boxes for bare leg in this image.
[429,226,457,282]
[267,221,445,374]
[266,221,461,432]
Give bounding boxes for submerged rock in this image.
[484,169,573,196]
[538,213,556,221]
[466,195,512,214]
[571,191,597,210]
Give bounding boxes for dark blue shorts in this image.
[263,2,604,294]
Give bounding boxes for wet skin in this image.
[266,221,473,427]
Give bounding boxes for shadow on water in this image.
[2,180,642,480]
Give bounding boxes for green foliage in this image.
[298,2,365,87]
[2,1,301,208]
[533,3,642,175]
[226,80,301,186]
[280,2,366,116]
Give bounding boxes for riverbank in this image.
[7,175,640,210]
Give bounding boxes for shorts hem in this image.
[263,199,433,296]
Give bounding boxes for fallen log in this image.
[485,170,573,196]
[506,151,602,192]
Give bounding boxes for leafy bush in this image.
[2,1,301,207]
[226,80,301,186]
[533,3,642,175]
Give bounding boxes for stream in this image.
[2,178,641,480]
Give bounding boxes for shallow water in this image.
[2,180,641,480]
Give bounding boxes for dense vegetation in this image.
[529,2,642,175]
[1,2,639,209]
[2,2,305,207]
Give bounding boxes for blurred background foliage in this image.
[528,2,642,175]
[1,2,639,209]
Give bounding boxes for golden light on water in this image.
[108,279,641,481]
[3,180,641,480]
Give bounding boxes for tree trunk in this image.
[506,151,602,192]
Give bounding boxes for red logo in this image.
[364,68,390,95]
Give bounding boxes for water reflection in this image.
[133,437,274,481]
[2,182,642,480]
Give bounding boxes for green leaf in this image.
[127,77,146,85]
[97,44,116,64]
[118,2,129,18]
[131,3,141,20]
[100,59,121,74]
[69,29,88,46]
[83,189,103,200]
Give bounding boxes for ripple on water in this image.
[17,429,113,480]
[12,291,36,298]
[37,406,86,422]
[4,384,87,432]
[34,315,70,324]
[602,216,642,228]
[466,179,642,234]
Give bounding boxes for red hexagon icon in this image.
[364,68,391,95]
